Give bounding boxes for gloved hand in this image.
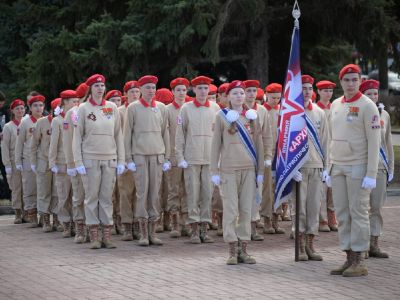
[51,166,59,174]
[76,165,86,175]
[211,175,221,186]
[127,162,136,172]
[293,170,302,182]
[257,174,264,184]
[178,160,188,169]
[16,164,23,172]
[117,164,125,175]
[162,161,171,172]
[388,173,394,183]
[5,167,12,175]
[361,177,376,189]
[67,168,77,177]
[264,160,272,167]
[322,170,332,187]
[31,165,37,174]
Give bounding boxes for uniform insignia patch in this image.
[71,112,79,126]
[102,107,113,119]
[63,122,69,130]
[87,112,96,121]
[177,116,182,125]
[371,114,380,129]
[29,127,35,133]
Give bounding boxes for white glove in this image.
[257,174,264,184]
[67,168,77,177]
[325,176,332,188]
[31,165,37,174]
[16,164,23,171]
[162,161,171,172]
[211,175,220,186]
[117,164,125,175]
[127,162,136,172]
[264,160,272,167]
[361,176,376,189]
[178,160,188,169]
[5,167,12,175]
[51,166,59,174]
[293,170,302,182]
[271,170,276,180]
[76,165,86,175]
[388,173,393,183]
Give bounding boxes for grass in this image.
[392,145,400,187]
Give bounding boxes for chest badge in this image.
[87,112,97,122]
[102,107,113,119]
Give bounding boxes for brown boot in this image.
[298,233,308,261]
[121,223,133,241]
[319,221,330,232]
[22,210,29,223]
[305,234,323,261]
[237,240,256,264]
[190,223,201,244]
[180,213,190,237]
[216,212,223,237]
[38,214,43,227]
[116,215,122,234]
[149,221,163,245]
[138,219,149,246]
[263,216,275,234]
[251,221,264,241]
[155,214,164,233]
[272,213,285,234]
[163,212,171,231]
[330,250,353,275]
[132,221,140,240]
[369,236,389,258]
[42,214,52,232]
[111,217,118,235]
[226,242,238,265]
[256,220,264,229]
[169,213,181,238]
[62,222,71,237]
[14,209,22,224]
[73,221,85,243]
[327,210,338,231]
[200,222,214,243]
[281,203,291,221]
[102,225,117,249]
[27,209,38,228]
[89,225,102,249]
[342,251,368,277]
[52,214,63,232]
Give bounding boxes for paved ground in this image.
[0,195,399,300]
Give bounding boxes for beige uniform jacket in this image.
[166,101,183,166]
[265,104,280,156]
[30,116,52,169]
[124,100,170,162]
[175,100,220,165]
[1,120,20,168]
[15,116,37,166]
[49,113,67,168]
[378,109,394,173]
[329,93,380,178]
[73,100,124,167]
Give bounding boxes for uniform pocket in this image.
[330,140,352,158]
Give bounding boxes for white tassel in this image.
[378,103,385,110]
[245,109,258,120]
[54,106,63,116]
[226,110,240,123]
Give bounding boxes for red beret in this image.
[243,80,260,89]
[359,79,379,93]
[28,95,45,106]
[60,90,77,99]
[85,74,106,86]
[339,64,361,80]
[75,83,89,98]
[170,77,190,89]
[123,80,140,93]
[226,80,246,94]
[154,88,174,104]
[209,84,218,95]
[105,90,122,100]
[256,88,265,101]
[121,96,127,104]
[266,83,283,93]
[218,83,229,94]
[312,91,317,102]
[191,76,213,86]
[10,99,25,110]
[138,75,158,87]
[51,98,61,110]
[302,75,314,85]
[316,80,336,90]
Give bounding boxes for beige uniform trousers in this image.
[133,155,162,221]
[81,159,116,225]
[112,178,120,219]
[319,185,334,223]
[370,169,387,236]
[56,170,73,223]
[36,168,57,214]
[71,174,85,221]
[118,170,136,223]
[331,164,370,252]
[290,168,322,235]
[7,165,23,210]
[220,169,255,243]
[166,166,187,213]
[260,167,282,217]
[184,164,212,224]
[211,186,223,213]
[21,160,37,210]
[159,173,168,212]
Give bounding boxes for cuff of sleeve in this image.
[75,160,83,168]
[366,171,377,179]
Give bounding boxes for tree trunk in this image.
[247,24,269,87]
[378,44,389,96]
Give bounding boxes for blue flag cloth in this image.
[274,25,309,211]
